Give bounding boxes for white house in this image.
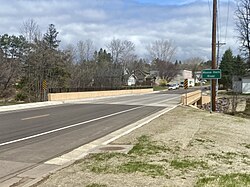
[127,74,137,86]
[171,70,194,86]
[232,75,250,94]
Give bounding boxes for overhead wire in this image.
[217,0,222,43]
[224,0,230,43]
[207,0,212,18]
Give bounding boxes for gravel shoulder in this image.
[35,106,250,187]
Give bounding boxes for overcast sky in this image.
[0,0,237,61]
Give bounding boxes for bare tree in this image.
[152,59,178,82]
[77,39,95,62]
[106,38,135,64]
[146,39,176,62]
[235,0,250,65]
[19,19,41,43]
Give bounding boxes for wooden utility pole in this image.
[211,0,217,111]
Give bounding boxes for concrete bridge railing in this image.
[48,88,153,101]
[181,90,210,106]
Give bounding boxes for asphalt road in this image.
[0,91,182,183]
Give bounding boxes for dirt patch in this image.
[35,106,250,187]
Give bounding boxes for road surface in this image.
[0,90,188,184]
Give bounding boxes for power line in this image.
[207,0,212,18]
[224,0,230,43]
[217,0,221,42]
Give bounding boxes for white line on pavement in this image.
[0,106,144,147]
[21,114,50,121]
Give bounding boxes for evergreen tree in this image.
[219,49,235,89]
[233,55,246,76]
[219,49,247,89]
[43,24,60,49]
[0,34,28,99]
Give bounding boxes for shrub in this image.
[158,79,167,86]
[15,93,27,101]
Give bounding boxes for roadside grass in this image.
[0,101,25,106]
[170,159,208,170]
[119,161,165,177]
[195,173,250,187]
[153,86,167,91]
[207,151,250,165]
[86,183,107,187]
[88,152,129,162]
[241,143,250,149]
[79,134,249,185]
[194,138,215,144]
[128,135,171,156]
[188,138,215,148]
[81,135,171,177]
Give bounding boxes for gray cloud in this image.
[0,0,237,60]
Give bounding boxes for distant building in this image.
[232,75,250,94]
[194,71,202,83]
[171,70,192,84]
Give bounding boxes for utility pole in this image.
[211,0,217,111]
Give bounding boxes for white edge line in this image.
[102,105,179,145]
[0,106,144,147]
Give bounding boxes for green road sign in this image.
[202,69,221,79]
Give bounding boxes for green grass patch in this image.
[0,101,25,106]
[195,138,206,143]
[86,183,107,187]
[128,135,170,156]
[244,144,250,149]
[82,152,129,174]
[207,151,242,164]
[170,159,208,170]
[119,161,165,177]
[153,86,167,91]
[195,173,250,187]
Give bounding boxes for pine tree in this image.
[219,49,235,89]
[233,55,246,76]
[43,24,60,49]
[219,49,247,89]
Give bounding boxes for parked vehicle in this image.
[168,83,179,90]
[179,82,184,87]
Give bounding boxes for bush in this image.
[15,93,27,101]
[158,79,167,86]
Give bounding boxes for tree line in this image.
[0,0,250,102]
[0,20,178,102]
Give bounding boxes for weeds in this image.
[195,173,250,187]
[170,159,208,170]
[119,161,165,177]
[128,135,170,156]
[241,143,250,149]
[86,183,107,187]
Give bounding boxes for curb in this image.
[0,101,64,113]
[21,105,179,187]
